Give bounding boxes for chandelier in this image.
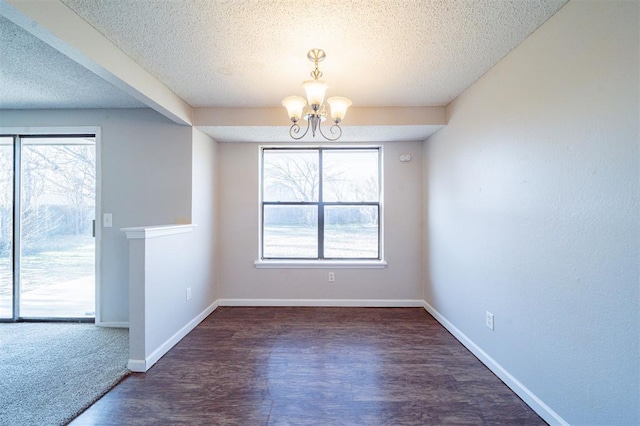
[282,49,352,141]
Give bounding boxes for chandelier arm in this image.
[289,121,310,140]
[318,122,343,142]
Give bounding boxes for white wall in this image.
[423,1,639,424]
[124,224,216,372]
[125,127,219,371]
[0,109,193,323]
[218,141,423,303]
[190,127,219,305]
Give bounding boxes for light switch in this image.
[103,213,113,228]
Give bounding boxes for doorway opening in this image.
[0,134,97,321]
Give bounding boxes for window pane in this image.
[323,149,379,202]
[0,137,13,318]
[263,150,319,202]
[324,205,379,259]
[20,138,96,318]
[263,205,318,258]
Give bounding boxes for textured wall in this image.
[423,1,639,424]
[218,141,423,302]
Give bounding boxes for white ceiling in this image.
[0,0,568,141]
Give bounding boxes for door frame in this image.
[0,126,102,323]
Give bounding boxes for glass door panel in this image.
[0,137,13,319]
[19,136,96,319]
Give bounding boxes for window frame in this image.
[258,145,385,267]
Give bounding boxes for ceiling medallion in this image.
[282,49,352,141]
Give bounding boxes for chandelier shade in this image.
[282,49,351,141]
[302,80,328,108]
[282,96,306,121]
[327,97,352,123]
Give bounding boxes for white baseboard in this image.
[127,300,219,372]
[126,359,146,372]
[421,301,568,426]
[218,298,424,307]
[95,321,129,328]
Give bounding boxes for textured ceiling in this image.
[0,15,144,109]
[60,0,567,108]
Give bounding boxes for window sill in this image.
[254,260,387,269]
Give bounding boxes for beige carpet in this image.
[0,323,129,426]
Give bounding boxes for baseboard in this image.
[126,359,146,372]
[218,299,424,307]
[421,301,568,426]
[127,300,219,372]
[95,321,129,328]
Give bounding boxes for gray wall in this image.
[0,108,194,322]
[423,1,639,424]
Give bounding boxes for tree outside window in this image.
[261,147,381,260]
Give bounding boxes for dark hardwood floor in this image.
[71,307,545,425]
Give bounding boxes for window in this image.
[260,147,381,261]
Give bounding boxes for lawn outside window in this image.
[257,146,384,267]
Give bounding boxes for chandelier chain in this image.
[308,48,325,80]
[310,67,323,80]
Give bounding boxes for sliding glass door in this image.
[0,137,13,319]
[0,134,96,321]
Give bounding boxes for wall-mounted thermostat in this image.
[399,154,412,162]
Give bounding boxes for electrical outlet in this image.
[486,311,494,331]
[186,287,192,301]
[328,272,335,282]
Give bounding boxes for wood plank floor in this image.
[71,307,545,425]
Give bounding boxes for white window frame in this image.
[255,145,386,269]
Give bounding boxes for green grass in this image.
[0,235,94,296]
[263,224,379,258]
